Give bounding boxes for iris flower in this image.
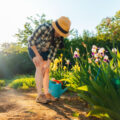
[103,55,109,63]
[66,60,70,65]
[73,51,80,58]
[112,48,117,54]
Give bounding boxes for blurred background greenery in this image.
[0,11,120,79]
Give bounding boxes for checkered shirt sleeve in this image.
[28,23,50,46]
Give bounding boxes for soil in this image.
[0,87,99,120]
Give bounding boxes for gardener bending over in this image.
[28,16,71,103]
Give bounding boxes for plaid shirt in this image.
[28,23,64,61]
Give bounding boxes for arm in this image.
[31,45,41,57]
[31,46,43,66]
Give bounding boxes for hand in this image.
[33,55,43,67]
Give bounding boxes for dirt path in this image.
[0,87,98,120]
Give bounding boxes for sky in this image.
[0,0,120,43]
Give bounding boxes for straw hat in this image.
[52,16,71,37]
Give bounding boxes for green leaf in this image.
[87,109,112,120]
[72,112,79,117]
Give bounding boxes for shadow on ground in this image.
[22,90,100,120]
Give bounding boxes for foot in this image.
[45,93,57,102]
[36,94,48,104]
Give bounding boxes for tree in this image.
[82,30,95,41]
[15,14,52,46]
[69,28,79,38]
[15,13,81,46]
[96,10,120,46]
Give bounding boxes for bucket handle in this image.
[51,79,63,85]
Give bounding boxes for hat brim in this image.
[52,22,69,37]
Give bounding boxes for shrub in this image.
[0,51,35,78]
[9,77,35,90]
[0,80,5,89]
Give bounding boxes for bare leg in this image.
[35,66,44,96]
[33,57,44,97]
[43,60,51,94]
[43,60,57,101]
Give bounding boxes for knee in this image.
[43,66,50,74]
[43,63,50,70]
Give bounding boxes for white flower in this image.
[95,58,99,63]
[98,48,105,53]
[92,45,97,50]
[76,48,79,51]
[51,78,56,81]
[112,48,117,54]
[92,48,97,53]
[104,55,108,60]
[94,53,99,58]
[98,48,105,58]
[74,51,78,55]
[66,60,70,65]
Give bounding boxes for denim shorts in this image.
[28,47,50,61]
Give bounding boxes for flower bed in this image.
[50,44,120,120]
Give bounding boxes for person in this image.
[28,16,71,103]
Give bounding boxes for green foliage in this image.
[62,47,120,120]
[96,10,120,45]
[59,36,120,66]
[15,14,53,46]
[79,63,120,120]
[0,44,35,78]
[72,112,80,117]
[1,33,120,79]
[50,69,66,80]
[1,43,27,53]
[9,77,35,90]
[82,30,95,41]
[49,56,70,88]
[0,80,5,89]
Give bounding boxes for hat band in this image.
[55,21,68,34]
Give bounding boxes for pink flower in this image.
[73,51,80,58]
[92,52,95,56]
[98,48,105,58]
[103,55,109,63]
